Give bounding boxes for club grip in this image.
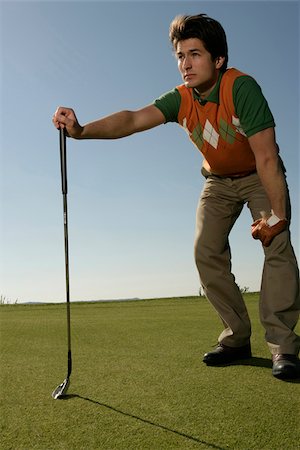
[59,128,68,195]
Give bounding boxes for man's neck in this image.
[194,71,221,100]
[194,83,215,100]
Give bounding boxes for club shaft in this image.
[63,194,72,363]
[60,128,68,195]
[60,128,72,378]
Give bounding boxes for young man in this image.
[52,14,300,380]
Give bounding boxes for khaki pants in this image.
[195,170,300,355]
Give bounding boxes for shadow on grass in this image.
[234,356,272,368]
[203,356,272,369]
[209,357,300,383]
[61,394,227,449]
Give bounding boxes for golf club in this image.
[52,127,72,399]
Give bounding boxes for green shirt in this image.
[153,72,275,137]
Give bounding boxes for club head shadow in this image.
[52,378,70,399]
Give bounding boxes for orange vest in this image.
[177,68,256,177]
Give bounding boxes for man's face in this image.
[176,38,223,95]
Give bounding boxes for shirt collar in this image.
[193,71,223,105]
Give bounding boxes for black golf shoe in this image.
[203,342,252,366]
[272,354,300,380]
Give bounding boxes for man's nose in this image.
[182,56,192,70]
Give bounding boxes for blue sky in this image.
[1,0,299,303]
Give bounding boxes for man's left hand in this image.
[251,217,287,247]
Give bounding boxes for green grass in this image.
[1,294,299,450]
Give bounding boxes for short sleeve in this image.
[153,88,182,123]
[233,76,275,137]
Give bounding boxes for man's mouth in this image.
[184,73,195,80]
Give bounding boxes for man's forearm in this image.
[256,158,287,219]
[248,128,287,220]
[79,110,136,140]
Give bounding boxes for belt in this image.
[212,170,257,180]
[201,167,257,180]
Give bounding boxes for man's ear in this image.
[215,56,225,69]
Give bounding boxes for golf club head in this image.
[52,377,70,399]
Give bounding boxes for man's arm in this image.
[248,127,287,219]
[52,105,166,139]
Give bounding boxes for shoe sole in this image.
[203,354,252,366]
[272,368,300,380]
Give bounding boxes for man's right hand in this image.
[52,106,84,139]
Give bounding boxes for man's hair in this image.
[169,14,228,72]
